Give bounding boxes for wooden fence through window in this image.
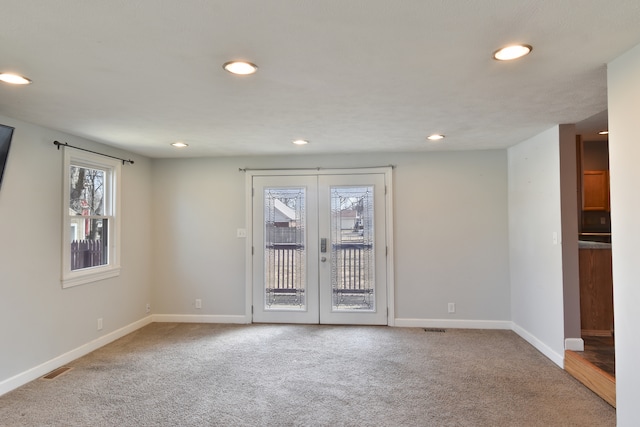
[70,240,104,270]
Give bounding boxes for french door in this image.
[251,172,389,325]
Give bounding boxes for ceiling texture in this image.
[1,1,640,158]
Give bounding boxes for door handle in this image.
[321,257,327,262]
[320,238,327,253]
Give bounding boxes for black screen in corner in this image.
[0,124,15,190]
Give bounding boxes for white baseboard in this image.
[152,314,250,324]
[394,318,513,330]
[0,315,153,397]
[511,323,564,368]
[565,338,585,352]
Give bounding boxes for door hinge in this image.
[385,246,388,256]
[252,187,254,197]
[252,246,254,255]
[251,305,254,314]
[384,185,387,195]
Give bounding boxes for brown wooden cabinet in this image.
[579,247,614,336]
[583,170,609,211]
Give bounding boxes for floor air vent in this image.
[42,367,72,380]
[424,328,446,333]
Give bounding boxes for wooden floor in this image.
[581,336,615,376]
[565,335,616,407]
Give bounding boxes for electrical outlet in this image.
[97,318,103,330]
[146,303,151,313]
[448,303,456,314]
[237,228,247,238]
[195,299,202,309]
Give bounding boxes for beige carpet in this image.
[0,323,615,426]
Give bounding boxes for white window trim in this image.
[62,149,121,288]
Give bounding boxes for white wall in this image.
[151,151,511,326]
[508,126,566,366]
[559,125,581,342]
[0,115,153,392]
[151,157,248,317]
[608,41,640,426]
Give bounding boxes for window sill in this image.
[62,266,121,289]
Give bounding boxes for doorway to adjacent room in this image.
[247,169,393,325]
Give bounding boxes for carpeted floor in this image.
[0,323,615,426]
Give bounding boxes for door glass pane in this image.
[264,187,306,310]
[330,186,374,311]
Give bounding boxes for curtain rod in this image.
[53,141,134,165]
[239,165,394,172]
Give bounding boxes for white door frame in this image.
[244,167,395,326]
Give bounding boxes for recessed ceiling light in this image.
[598,130,609,135]
[0,73,32,85]
[171,142,188,148]
[292,139,309,145]
[492,44,532,61]
[427,134,445,141]
[223,61,258,75]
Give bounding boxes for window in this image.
[62,149,121,288]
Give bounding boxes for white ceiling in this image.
[1,1,639,158]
